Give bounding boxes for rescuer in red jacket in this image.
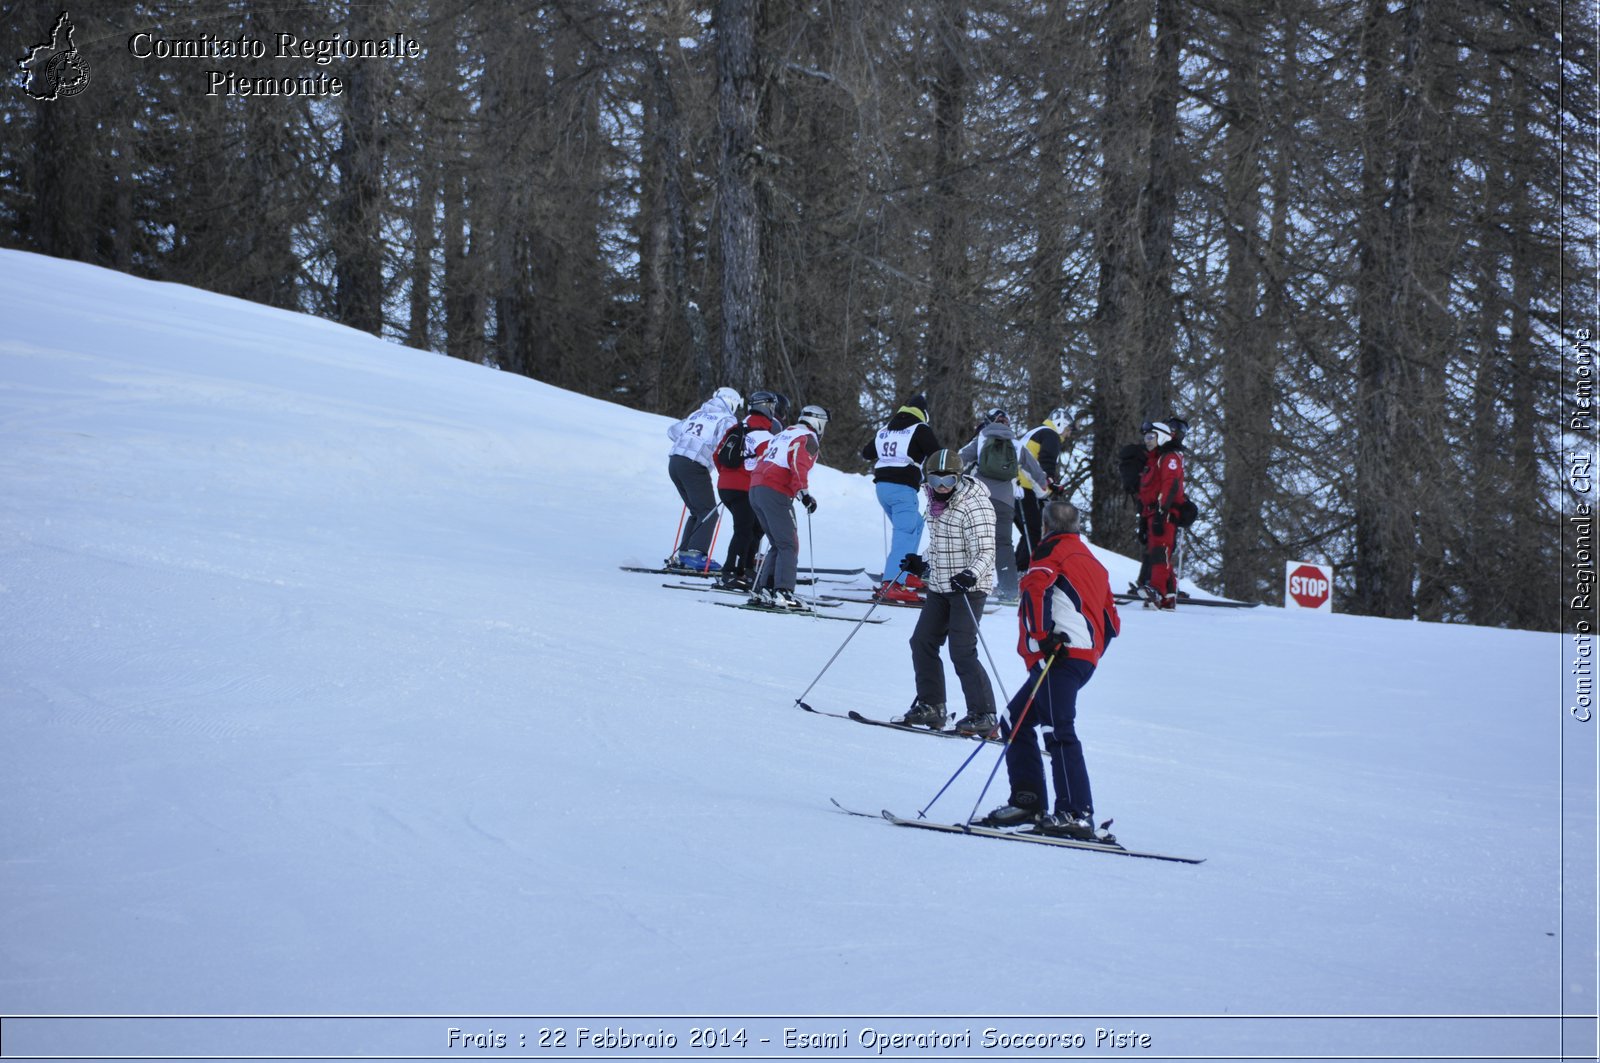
[1136,420,1187,610]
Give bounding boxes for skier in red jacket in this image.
[978,500,1120,839]
[1136,420,1187,610]
[747,405,829,610]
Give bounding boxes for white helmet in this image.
[798,404,830,435]
[1145,421,1174,448]
[713,386,742,412]
[1047,407,1072,435]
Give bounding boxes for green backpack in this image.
[977,435,1019,481]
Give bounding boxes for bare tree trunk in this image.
[1089,0,1145,552]
[1503,67,1547,630]
[922,0,972,435]
[1021,12,1079,426]
[1137,0,1182,418]
[640,49,676,409]
[1465,65,1509,624]
[31,96,98,264]
[442,156,482,363]
[715,0,763,392]
[405,1,455,352]
[1217,4,1272,601]
[331,2,387,335]
[1353,0,1419,619]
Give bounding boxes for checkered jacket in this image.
[924,476,997,594]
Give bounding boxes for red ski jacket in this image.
[1017,532,1120,669]
[715,413,780,491]
[750,423,819,498]
[1138,446,1186,518]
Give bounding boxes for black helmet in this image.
[748,390,781,418]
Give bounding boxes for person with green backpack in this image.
[958,409,1050,605]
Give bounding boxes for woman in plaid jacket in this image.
[896,449,998,736]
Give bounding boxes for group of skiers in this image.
[665,386,832,611]
[661,386,1190,841]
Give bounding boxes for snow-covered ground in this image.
[0,250,1592,1062]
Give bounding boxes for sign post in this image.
[1285,561,1333,613]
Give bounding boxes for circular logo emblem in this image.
[45,49,90,98]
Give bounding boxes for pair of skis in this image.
[708,599,888,624]
[807,705,1202,864]
[1112,587,1260,609]
[620,563,866,579]
[651,573,889,623]
[829,799,1204,865]
[797,701,1001,743]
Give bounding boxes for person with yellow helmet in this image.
[1013,407,1073,567]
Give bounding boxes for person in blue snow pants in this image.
[860,396,939,595]
[877,481,924,584]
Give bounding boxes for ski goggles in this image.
[925,472,960,491]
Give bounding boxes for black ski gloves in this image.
[1039,631,1071,657]
[900,553,928,577]
[798,491,817,514]
[951,569,977,592]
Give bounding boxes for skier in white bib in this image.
[859,394,940,601]
[666,386,740,571]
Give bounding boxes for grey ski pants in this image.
[749,484,799,592]
[991,498,1018,598]
[669,454,719,555]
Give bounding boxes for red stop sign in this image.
[1288,564,1331,609]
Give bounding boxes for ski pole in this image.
[964,651,1058,827]
[704,509,724,573]
[792,598,886,709]
[915,733,992,820]
[1017,508,1035,568]
[806,507,817,592]
[669,504,686,558]
[959,589,1008,706]
[674,504,727,569]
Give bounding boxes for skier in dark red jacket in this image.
[1136,420,1187,610]
[713,391,788,590]
[978,500,1120,839]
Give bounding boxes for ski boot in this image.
[772,589,809,611]
[872,581,921,604]
[975,793,1041,828]
[896,698,947,730]
[1034,810,1097,840]
[952,710,999,739]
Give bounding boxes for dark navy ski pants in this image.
[1003,656,1096,818]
